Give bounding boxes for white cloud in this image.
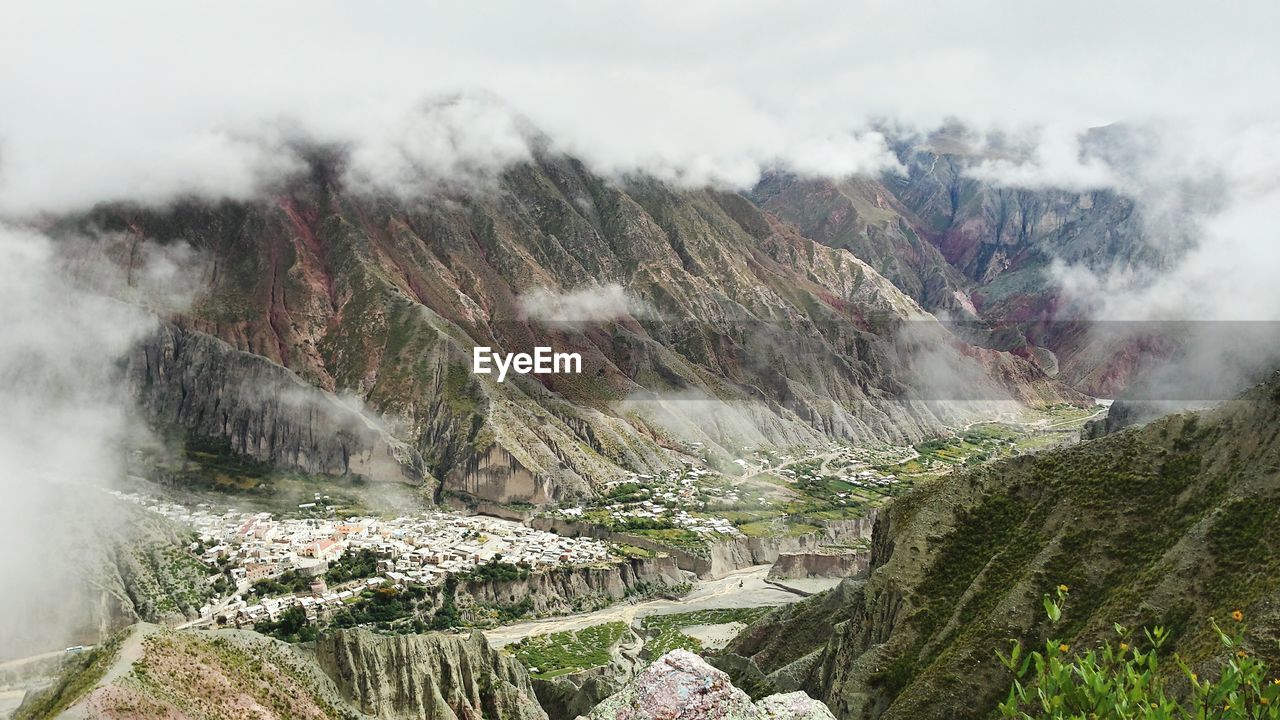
[0,224,198,655]
[344,93,537,197]
[967,125,1117,191]
[4,1,1279,215]
[520,283,647,326]
[1,0,1279,408]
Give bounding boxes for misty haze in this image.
[2,3,1279,719]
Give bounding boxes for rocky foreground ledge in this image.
[585,649,834,720]
[16,623,833,720]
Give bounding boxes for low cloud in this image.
[967,125,1117,191]
[615,388,821,459]
[344,93,538,198]
[519,283,648,327]
[8,2,1279,216]
[0,224,198,656]
[994,121,1280,405]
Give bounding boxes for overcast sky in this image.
[2,0,1278,212]
[2,0,1279,322]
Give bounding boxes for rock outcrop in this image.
[585,650,834,720]
[458,556,687,617]
[315,628,547,720]
[768,551,867,580]
[532,669,622,720]
[127,321,426,485]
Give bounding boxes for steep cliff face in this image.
[751,133,1177,397]
[886,137,1158,289]
[315,628,546,720]
[458,556,686,617]
[725,372,1280,719]
[71,153,1077,505]
[752,173,971,315]
[128,321,426,485]
[703,516,877,579]
[767,551,867,580]
[884,138,1168,396]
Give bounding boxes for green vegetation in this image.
[254,605,318,643]
[641,607,771,658]
[324,583,437,634]
[627,527,710,555]
[179,434,274,492]
[14,633,124,720]
[604,482,649,504]
[731,382,1280,720]
[123,536,216,619]
[999,587,1280,718]
[510,622,628,679]
[251,570,314,597]
[460,558,532,583]
[252,548,383,597]
[146,434,375,515]
[870,419,1238,703]
[609,543,657,559]
[325,548,382,584]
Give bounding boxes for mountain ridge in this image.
[56,152,1084,504]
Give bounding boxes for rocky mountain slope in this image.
[751,173,972,316]
[19,625,360,720]
[128,321,426,485]
[24,628,837,720]
[316,628,547,720]
[19,625,548,720]
[719,371,1280,719]
[57,152,1079,505]
[753,130,1175,397]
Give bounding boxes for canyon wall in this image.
[127,322,426,485]
[315,628,547,720]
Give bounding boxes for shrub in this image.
[997,586,1280,718]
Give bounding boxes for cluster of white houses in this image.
[110,492,611,627]
[564,463,742,536]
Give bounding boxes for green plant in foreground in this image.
[998,586,1280,719]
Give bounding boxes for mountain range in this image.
[45,133,1167,506]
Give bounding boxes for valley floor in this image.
[482,565,837,649]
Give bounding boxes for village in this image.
[553,442,911,544]
[103,411,1084,633]
[108,491,613,630]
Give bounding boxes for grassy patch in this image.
[641,607,771,658]
[510,622,628,679]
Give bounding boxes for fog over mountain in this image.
[2,2,1278,328]
[3,6,1280,717]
